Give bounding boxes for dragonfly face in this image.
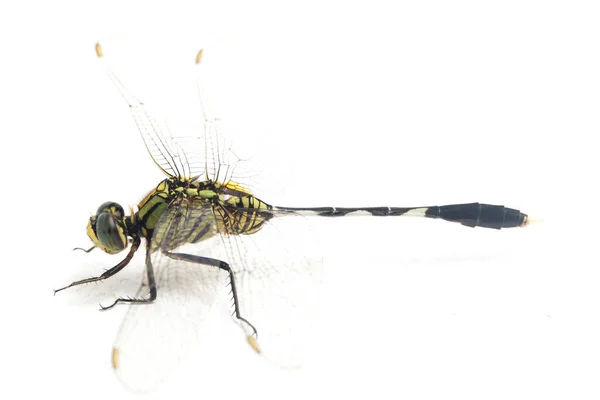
[87,201,129,254]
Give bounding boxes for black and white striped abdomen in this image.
[273,202,529,229]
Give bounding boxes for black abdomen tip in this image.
[427,203,528,229]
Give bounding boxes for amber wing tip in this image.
[247,335,261,354]
[111,347,119,369]
[95,42,104,58]
[195,49,204,65]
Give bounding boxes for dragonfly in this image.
[55,42,532,392]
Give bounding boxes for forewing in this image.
[98,44,236,182]
[98,44,323,387]
[111,196,221,393]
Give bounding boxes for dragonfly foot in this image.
[99,299,120,310]
[100,295,155,310]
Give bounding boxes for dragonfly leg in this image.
[54,237,141,295]
[99,248,157,310]
[165,251,258,339]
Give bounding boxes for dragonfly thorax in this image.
[132,178,223,244]
[86,177,274,256]
[87,201,129,254]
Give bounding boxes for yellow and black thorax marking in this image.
[131,178,273,249]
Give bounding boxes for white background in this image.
[1,1,599,399]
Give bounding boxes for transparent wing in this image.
[99,43,322,390]
[111,196,221,393]
[96,43,236,183]
[222,211,324,368]
[111,205,322,391]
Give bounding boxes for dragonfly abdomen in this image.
[273,202,529,229]
[219,195,273,235]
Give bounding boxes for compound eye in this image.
[91,212,127,254]
[96,201,125,219]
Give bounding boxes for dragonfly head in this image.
[87,201,129,254]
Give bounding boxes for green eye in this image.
[95,213,127,253]
[96,201,125,219]
[87,202,128,254]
